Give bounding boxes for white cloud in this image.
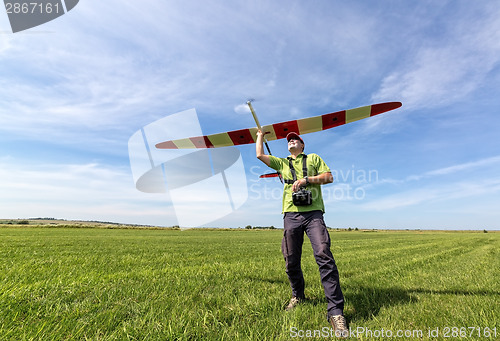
[360,178,500,211]
[0,34,13,53]
[234,104,251,115]
[359,155,500,212]
[424,156,500,177]
[0,160,176,225]
[378,155,500,184]
[372,2,500,109]
[0,0,389,143]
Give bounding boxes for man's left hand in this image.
[292,178,307,192]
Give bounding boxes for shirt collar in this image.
[287,153,305,160]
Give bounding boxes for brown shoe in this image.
[284,296,304,311]
[329,314,348,338]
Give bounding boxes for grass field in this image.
[0,226,498,340]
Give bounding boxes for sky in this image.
[1,0,499,230]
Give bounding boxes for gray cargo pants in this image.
[282,210,344,317]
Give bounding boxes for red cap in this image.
[286,132,304,145]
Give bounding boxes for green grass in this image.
[0,227,498,340]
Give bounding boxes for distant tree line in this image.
[244,225,275,230]
[0,220,29,225]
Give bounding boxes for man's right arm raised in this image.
[256,130,271,167]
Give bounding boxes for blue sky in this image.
[1,1,499,229]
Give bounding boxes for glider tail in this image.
[259,172,281,179]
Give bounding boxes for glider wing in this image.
[155,101,402,149]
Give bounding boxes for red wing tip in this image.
[377,101,402,109]
[370,101,403,116]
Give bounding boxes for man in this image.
[256,130,348,337]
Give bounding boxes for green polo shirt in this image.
[268,153,331,213]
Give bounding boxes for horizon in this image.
[1,218,498,232]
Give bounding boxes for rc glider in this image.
[156,101,402,149]
[155,101,402,180]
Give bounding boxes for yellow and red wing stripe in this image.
[156,102,402,149]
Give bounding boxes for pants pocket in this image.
[281,230,289,259]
